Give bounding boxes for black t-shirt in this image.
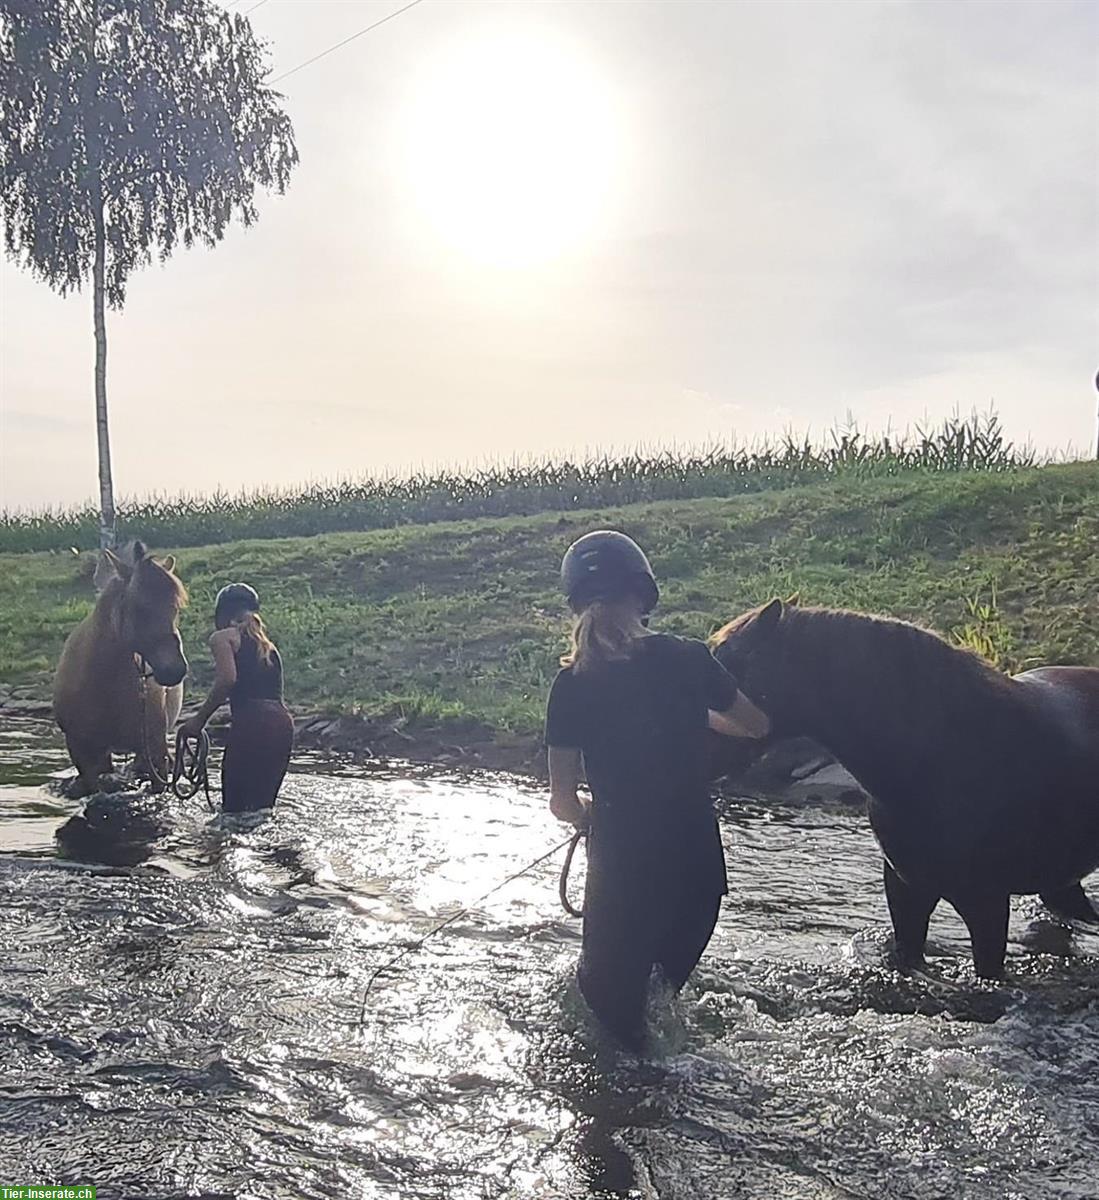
[230,635,284,715]
[544,633,740,827]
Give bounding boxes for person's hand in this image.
[709,691,771,739]
[178,715,205,741]
[550,790,590,830]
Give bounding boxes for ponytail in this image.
[561,599,648,673]
[236,611,276,664]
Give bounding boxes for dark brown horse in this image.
[53,542,188,797]
[711,599,1099,979]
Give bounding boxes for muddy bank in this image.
[0,685,52,720]
[0,685,547,777]
[291,710,548,777]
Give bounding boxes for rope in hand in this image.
[558,828,586,918]
[172,727,213,808]
[358,833,580,1024]
[136,658,213,806]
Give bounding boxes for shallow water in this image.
[1,717,1098,1198]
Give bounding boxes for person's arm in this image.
[180,629,239,736]
[548,746,590,828]
[709,692,771,739]
[544,670,590,829]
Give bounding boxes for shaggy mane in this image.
[713,602,1010,704]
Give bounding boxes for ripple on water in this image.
[0,716,1098,1198]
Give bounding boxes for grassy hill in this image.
[1,462,1096,754]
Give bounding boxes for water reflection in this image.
[0,716,1097,1198]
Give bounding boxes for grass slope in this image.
[1,463,1096,739]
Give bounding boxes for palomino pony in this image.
[53,542,188,797]
[711,599,1099,979]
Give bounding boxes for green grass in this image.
[1,461,1096,738]
[0,412,1034,552]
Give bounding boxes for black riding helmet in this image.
[560,530,659,615]
[214,582,260,628]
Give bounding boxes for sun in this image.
[400,28,626,269]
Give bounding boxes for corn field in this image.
[1,412,1038,553]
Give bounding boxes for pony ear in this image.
[755,597,784,636]
[159,555,176,574]
[785,591,801,607]
[95,548,131,591]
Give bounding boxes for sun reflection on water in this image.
[1,720,1099,1197]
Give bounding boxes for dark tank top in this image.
[231,633,284,714]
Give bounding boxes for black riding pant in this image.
[223,699,294,813]
[577,812,726,1050]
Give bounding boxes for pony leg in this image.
[883,861,938,969]
[135,689,169,791]
[164,682,184,734]
[952,892,1010,980]
[64,734,111,798]
[1039,883,1099,925]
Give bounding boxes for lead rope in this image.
[358,833,579,1024]
[172,727,214,809]
[558,828,586,918]
[136,657,214,806]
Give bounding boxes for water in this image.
[2,717,1098,1199]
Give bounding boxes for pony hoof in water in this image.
[712,598,1099,982]
[97,772,140,795]
[133,769,168,795]
[58,774,95,800]
[888,942,927,974]
[58,771,136,799]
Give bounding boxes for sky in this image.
[1,0,1096,510]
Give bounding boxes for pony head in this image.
[711,597,794,731]
[99,541,189,687]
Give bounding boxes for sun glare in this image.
[400,28,626,269]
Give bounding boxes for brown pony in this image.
[53,542,188,797]
[711,599,1099,979]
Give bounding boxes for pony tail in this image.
[561,601,646,673]
[238,611,276,664]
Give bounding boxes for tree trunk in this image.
[85,0,115,550]
[92,178,115,550]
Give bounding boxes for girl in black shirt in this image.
[180,583,293,813]
[546,531,769,1050]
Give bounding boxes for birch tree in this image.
[0,0,298,545]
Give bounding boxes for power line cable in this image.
[270,0,426,86]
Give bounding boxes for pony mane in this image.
[791,607,1014,728]
[792,604,998,667]
[713,602,1011,717]
[710,608,760,646]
